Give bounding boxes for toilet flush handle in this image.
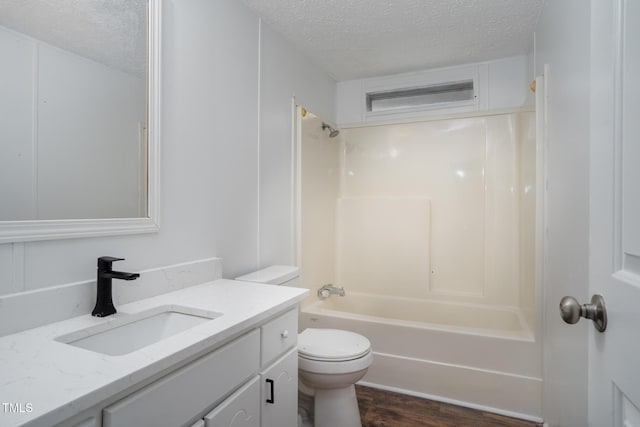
[281,330,289,339]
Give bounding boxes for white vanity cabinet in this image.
[261,348,298,427]
[260,308,297,366]
[202,376,260,426]
[97,308,299,427]
[194,308,299,427]
[64,416,101,427]
[103,330,260,427]
[260,309,299,427]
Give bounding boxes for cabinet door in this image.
[261,309,298,366]
[204,376,260,427]
[61,417,100,427]
[54,408,102,427]
[103,330,260,427]
[261,348,298,427]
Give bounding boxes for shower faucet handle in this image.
[317,284,345,299]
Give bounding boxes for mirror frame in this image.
[0,0,161,244]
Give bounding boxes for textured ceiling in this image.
[0,0,146,77]
[242,0,544,81]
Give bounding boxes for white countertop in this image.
[0,279,308,427]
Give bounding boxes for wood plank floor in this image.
[356,385,542,427]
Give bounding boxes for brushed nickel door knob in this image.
[559,294,607,332]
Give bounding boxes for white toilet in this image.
[236,265,373,427]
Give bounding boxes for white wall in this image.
[0,27,33,221]
[535,1,591,426]
[257,24,336,270]
[0,26,145,220]
[0,0,335,307]
[38,43,146,219]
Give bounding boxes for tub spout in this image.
[318,284,345,299]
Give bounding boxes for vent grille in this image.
[366,80,475,113]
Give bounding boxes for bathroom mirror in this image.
[0,0,160,243]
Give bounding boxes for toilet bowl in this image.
[235,266,373,427]
[298,328,373,427]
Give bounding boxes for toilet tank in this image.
[235,265,300,287]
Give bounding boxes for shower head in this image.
[322,122,340,138]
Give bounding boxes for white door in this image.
[588,0,640,425]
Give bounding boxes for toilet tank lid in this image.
[235,265,299,285]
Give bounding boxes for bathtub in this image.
[299,291,543,421]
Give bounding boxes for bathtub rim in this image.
[301,292,536,342]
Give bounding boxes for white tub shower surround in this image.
[297,111,541,420]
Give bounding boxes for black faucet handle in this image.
[98,256,125,270]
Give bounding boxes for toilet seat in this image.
[298,328,371,361]
[298,328,373,375]
[298,350,373,375]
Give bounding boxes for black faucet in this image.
[92,256,140,317]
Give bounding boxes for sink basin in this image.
[56,306,222,356]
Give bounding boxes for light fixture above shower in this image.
[322,122,340,138]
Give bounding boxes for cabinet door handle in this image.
[265,378,275,404]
